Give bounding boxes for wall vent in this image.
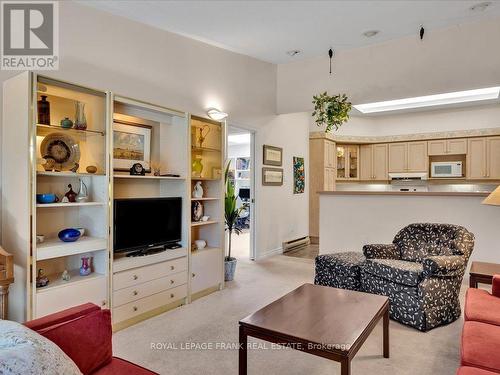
[282,236,310,253]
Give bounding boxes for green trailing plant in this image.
[224,161,245,261]
[312,92,352,133]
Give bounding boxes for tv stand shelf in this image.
[37,237,108,261]
[113,247,187,273]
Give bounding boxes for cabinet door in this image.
[487,137,500,179]
[336,145,347,179]
[359,145,372,180]
[447,138,467,155]
[388,143,407,172]
[467,138,486,179]
[324,167,336,190]
[348,146,359,179]
[428,140,447,156]
[373,144,388,180]
[324,140,336,168]
[407,142,428,172]
[191,248,222,294]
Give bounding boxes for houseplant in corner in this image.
[312,92,352,133]
[224,161,244,281]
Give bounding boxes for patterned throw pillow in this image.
[0,320,82,375]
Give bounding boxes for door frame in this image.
[227,125,256,261]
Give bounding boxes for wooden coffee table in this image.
[239,283,389,375]
[469,261,500,288]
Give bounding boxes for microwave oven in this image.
[430,161,463,178]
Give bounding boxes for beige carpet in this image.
[113,255,464,375]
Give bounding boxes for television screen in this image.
[114,197,182,252]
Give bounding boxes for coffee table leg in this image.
[239,325,247,375]
[341,358,351,375]
[469,275,477,288]
[383,307,389,358]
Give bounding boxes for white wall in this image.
[319,194,500,266]
[278,16,500,114]
[228,143,251,159]
[254,112,310,258]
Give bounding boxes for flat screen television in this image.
[114,197,182,253]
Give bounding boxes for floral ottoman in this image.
[314,252,366,291]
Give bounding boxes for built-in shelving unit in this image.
[37,202,106,208]
[113,174,185,180]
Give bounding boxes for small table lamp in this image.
[483,185,500,206]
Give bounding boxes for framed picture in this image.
[262,167,283,186]
[293,156,305,194]
[263,145,283,166]
[113,120,152,172]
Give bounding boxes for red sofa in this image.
[24,303,158,375]
[458,275,500,375]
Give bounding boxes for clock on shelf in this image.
[129,163,146,176]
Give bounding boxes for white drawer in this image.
[113,256,187,291]
[36,275,107,318]
[113,271,187,307]
[112,284,187,323]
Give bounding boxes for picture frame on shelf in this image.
[113,120,152,172]
[263,145,282,166]
[262,167,283,186]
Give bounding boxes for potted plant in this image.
[224,161,244,281]
[312,92,352,133]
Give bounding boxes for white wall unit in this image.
[191,247,223,295]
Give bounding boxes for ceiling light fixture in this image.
[363,30,379,38]
[470,1,491,11]
[353,86,500,114]
[286,50,301,57]
[206,108,228,121]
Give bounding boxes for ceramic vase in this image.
[60,117,73,128]
[192,201,203,222]
[37,95,50,125]
[79,257,91,276]
[192,156,203,177]
[74,101,87,130]
[192,181,204,198]
[76,179,89,203]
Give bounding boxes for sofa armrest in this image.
[493,275,500,298]
[24,302,100,331]
[363,244,400,259]
[423,255,465,277]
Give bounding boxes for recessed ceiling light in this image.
[363,30,380,38]
[353,86,500,114]
[286,50,301,57]
[470,2,491,11]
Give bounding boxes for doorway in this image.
[227,126,255,260]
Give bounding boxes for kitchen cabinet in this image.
[428,139,467,155]
[337,144,359,180]
[360,144,388,180]
[467,138,486,179]
[389,141,428,173]
[487,137,500,179]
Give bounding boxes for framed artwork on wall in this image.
[262,167,283,186]
[113,120,152,172]
[293,156,305,194]
[263,145,283,166]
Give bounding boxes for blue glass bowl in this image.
[58,228,81,242]
[36,194,57,204]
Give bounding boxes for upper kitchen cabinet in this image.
[469,137,500,179]
[337,144,359,180]
[428,139,467,156]
[389,141,428,173]
[360,144,388,180]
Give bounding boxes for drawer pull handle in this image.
[170,293,175,298]
[132,275,138,280]
[170,266,175,271]
[133,290,138,296]
[170,279,175,284]
[133,306,138,312]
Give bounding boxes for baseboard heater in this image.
[282,236,310,253]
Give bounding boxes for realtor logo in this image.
[1,1,58,70]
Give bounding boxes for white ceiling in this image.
[83,0,500,64]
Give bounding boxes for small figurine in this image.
[86,165,97,174]
[70,162,79,173]
[76,179,89,203]
[36,269,49,288]
[192,181,204,198]
[43,155,55,171]
[61,270,71,281]
[64,184,77,202]
[80,257,91,276]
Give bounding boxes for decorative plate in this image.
[40,133,81,170]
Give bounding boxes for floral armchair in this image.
[361,223,474,331]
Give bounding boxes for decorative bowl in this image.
[58,228,81,242]
[36,194,57,204]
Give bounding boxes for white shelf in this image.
[37,171,105,177]
[37,270,105,293]
[191,220,219,227]
[37,236,108,260]
[190,197,220,201]
[113,174,184,180]
[191,246,221,255]
[37,202,106,208]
